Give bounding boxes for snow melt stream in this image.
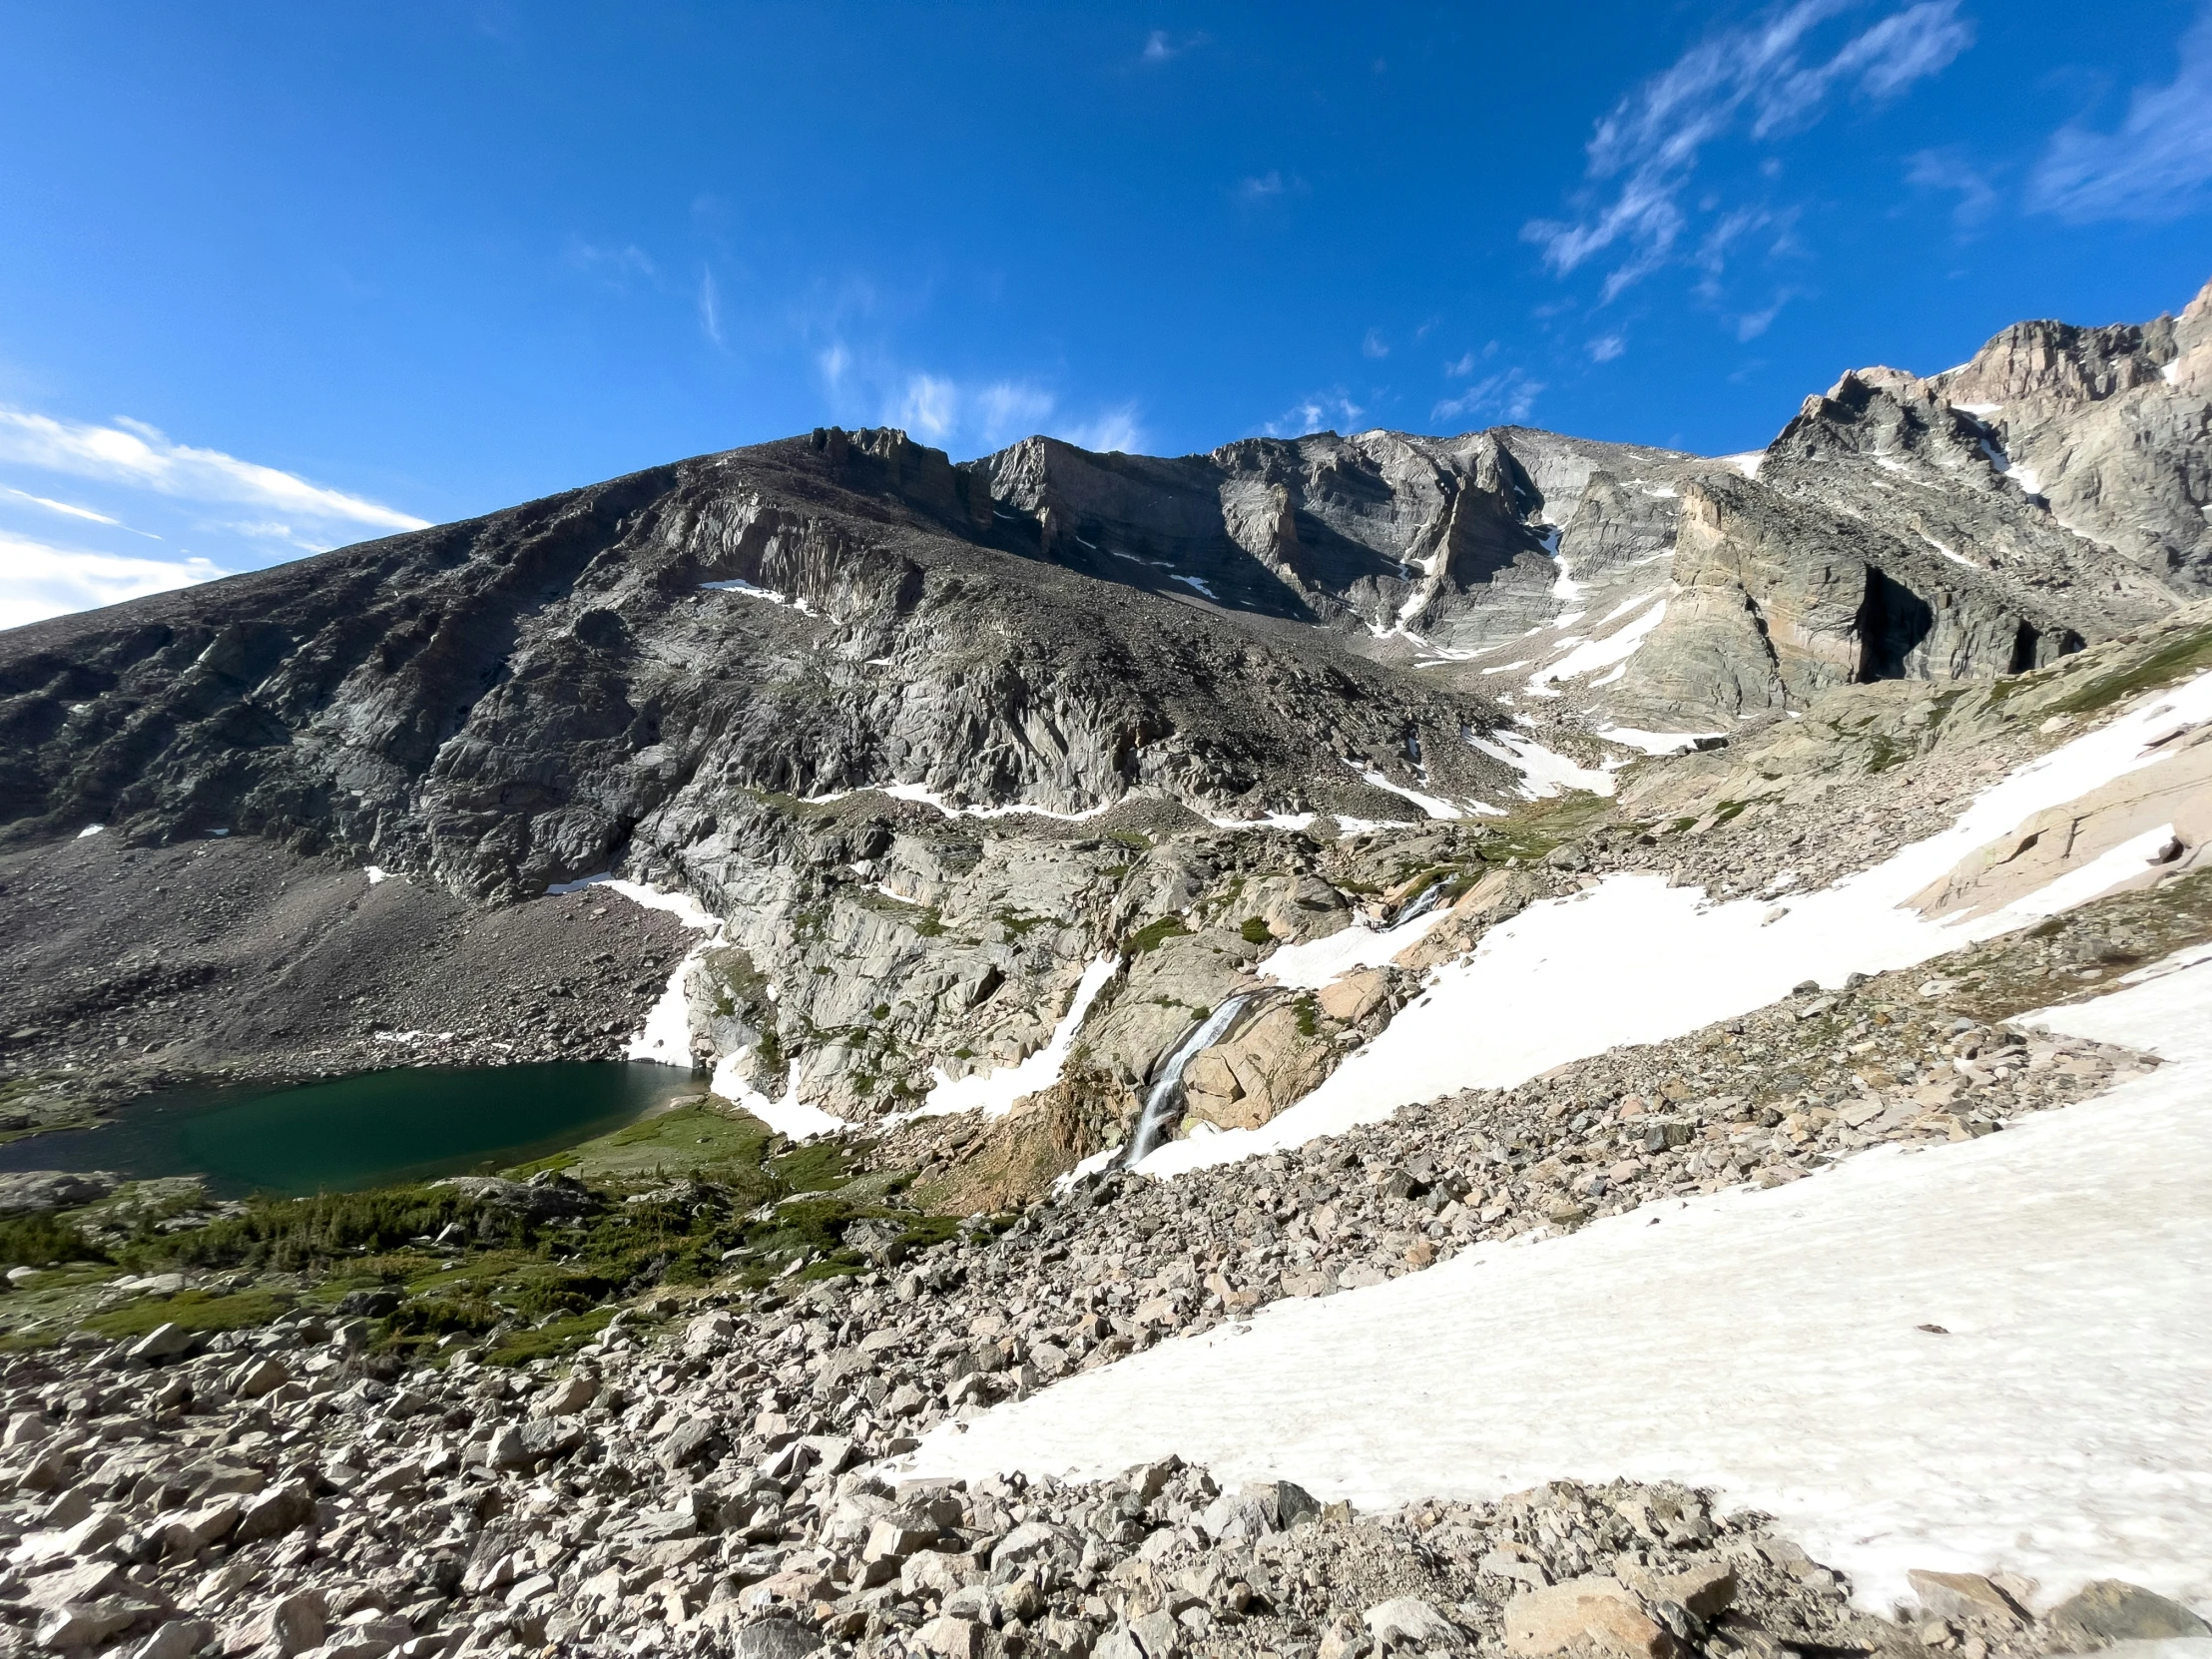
[1126,995,1251,1167]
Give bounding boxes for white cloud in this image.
[1265,391,1365,438]
[1588,333,1628,362]
[1432,367,1543,427]
[1733,290,1798,339]
[974,380,1057,448]
[1141,29,1207,63]
[1362,328,1390,359]
[1239,171,1287,202]
[0,533,226,631]
[1524,1,1972,300]
[1906,146,1998,228]
[699,268,724,345]
[1057,405,1147,454]
[816,340,1140,457]
[2029,6,2212,223]
[1,485,126,528]
[0,408,426,532]
[562,238,657,286]
[891,374,959,442]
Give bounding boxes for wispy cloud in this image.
[2029,5,2212,222]
[1588,333,1627,362]
[0,532,226,631]
[1362,328,1390,359]
[1432,367,1543,427]
[562,238,657,288]
[1907,146,1999,229]
[0,409,425,532]
[1059,405,1147,454]
[892,373,960,442]
[814,343,1144,456]
[1141,29,1208,63]
[699,267,725,345]
[1239,171,1287,203]
[974,381,1058,447]
[2,484,130,529]
[1524,1,1972,301]
[1265,390,1365,438]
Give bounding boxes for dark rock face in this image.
[0,437,1513,901]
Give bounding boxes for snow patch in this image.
[1919,532,1975,567]
[1202,812,1321,832]
[1349,765,1463,822]
[1261,911,1451,991]
[364,866,392,885]
[701,578,814,614]
[908,958,2212,1613]
[75,825,102,839]
[564,876,727,1065]
[709,1051,847,1141]
[1168,574,1219,600]
[1719,451,1764,479]
[1528,599,1667,690]
[1465,729,1616,799]
[1596,727,1725,756]
[904,956,1121,1120]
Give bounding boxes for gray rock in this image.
[2048,1580,2212,1646]
[732,1623,824,1659]
[0,1171,117,1217]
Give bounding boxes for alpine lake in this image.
[0,1062,704,1198]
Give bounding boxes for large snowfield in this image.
[898,674,2212,1621]
[902,944,2212,1616]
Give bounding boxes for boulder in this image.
[2047,1579,2212,1646]
[0,1171,117,1217]
[1905,1570,2024,1627]
[534,1374,598,1416]
[1503,1576,1678,1659]
[127,1324,196,1366]
[234,1482,315,1545]
[1363,1597,1458,1649]
[221,1590,324,1658]
[732,1623,824,1659]
[1318,968,1389,1024]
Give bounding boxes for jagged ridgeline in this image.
[1,276,2208,1141]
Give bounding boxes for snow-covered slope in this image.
[1138,667,2212,1177]
[902,947,2212,1616]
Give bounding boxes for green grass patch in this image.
[2048,624,2212,718]
[534,1103,778,1185]
[1126,916,1191,953]
[85,1287,294,1340]
[484,1308,616,1368]
[1239,916,1272,945]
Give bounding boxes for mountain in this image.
[1,279,2210,1136]
[0,287,2210,1656]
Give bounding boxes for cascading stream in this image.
[1125,994,1251,1168]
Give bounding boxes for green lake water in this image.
[0,1063,700,1198]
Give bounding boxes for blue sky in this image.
[3,1,2210,626]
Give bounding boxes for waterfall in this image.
[1125,994,1250,1168]
[1392,880,1445,926]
